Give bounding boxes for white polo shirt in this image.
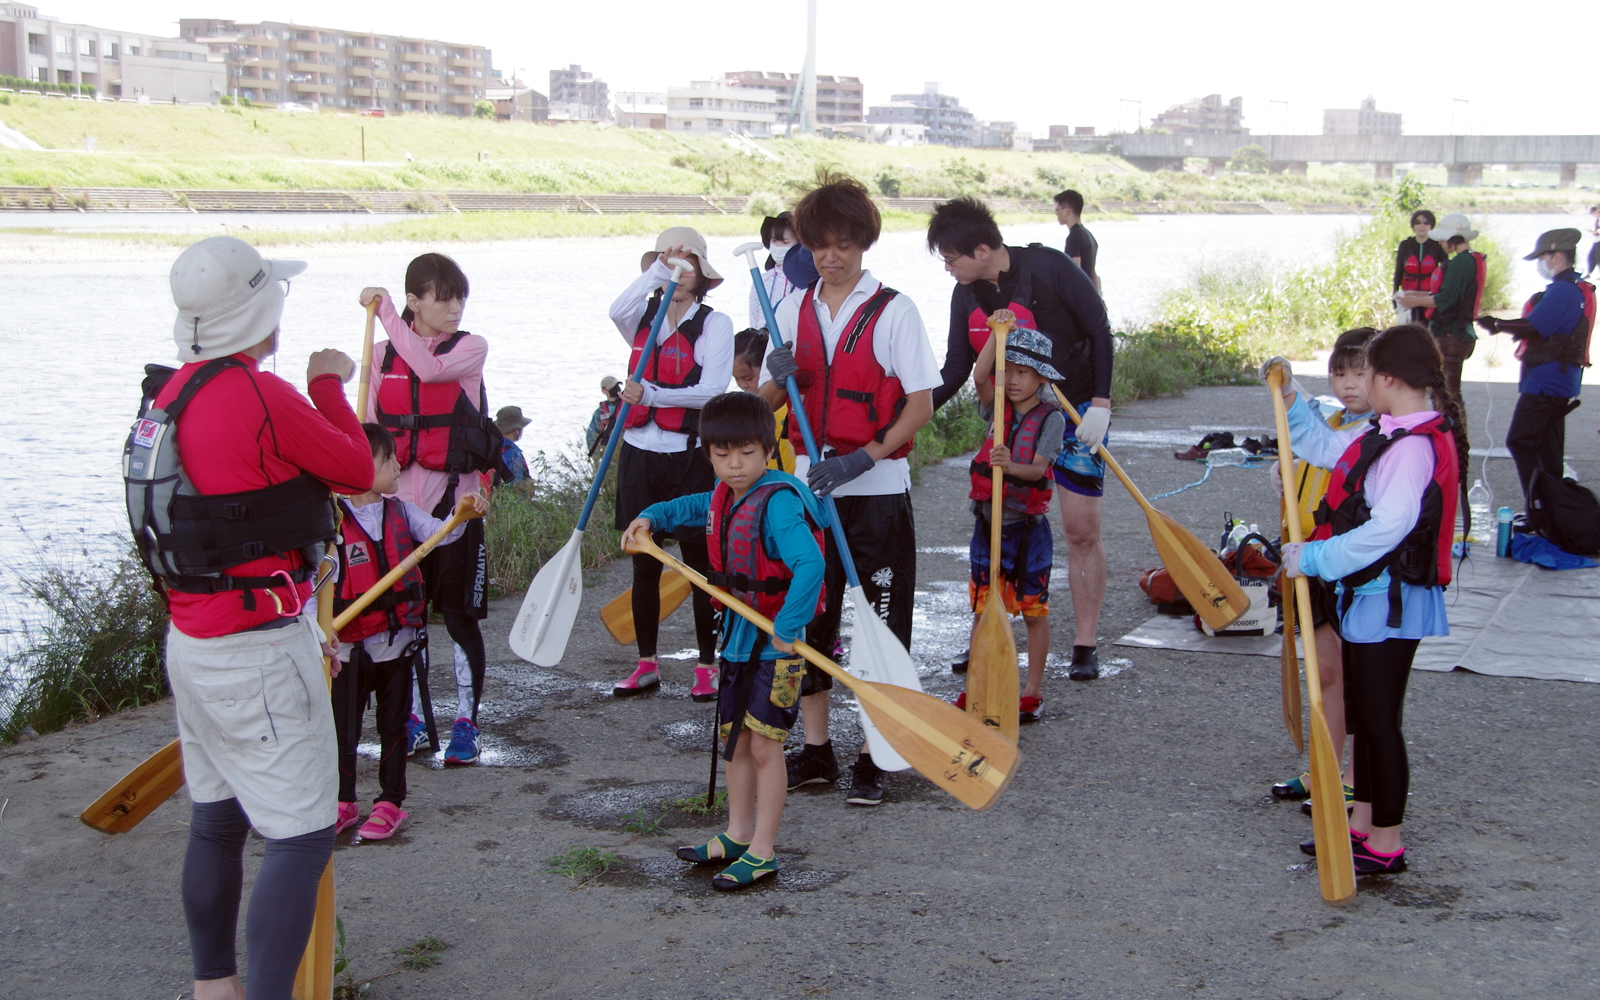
[758,269,940,497]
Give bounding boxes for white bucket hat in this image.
[170,236,306,361]
[651,226,724,288]
[1427,213,1479,244]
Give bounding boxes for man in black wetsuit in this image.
[1055,189,1100,293]
[928,196,1115,681]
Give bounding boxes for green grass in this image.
[544,845,620,882]
[1,548,170,744]
[620,808,666,836]
[483,450,619,600]
[672,789,728,815]
[394,936,450,972]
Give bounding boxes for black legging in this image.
[182,799,334,998]
[442,611,486,722]
[334,647,412,805]
[631,535,716,662]
[1342,637,1421,828]
[1507,393,1576,511]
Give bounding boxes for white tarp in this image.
[1115,554,1600,684]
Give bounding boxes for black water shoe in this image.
[1068,645,1099,681]
[785,742,840,790]
[846,756,884,806]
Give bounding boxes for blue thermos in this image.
[1496,507,1513,557]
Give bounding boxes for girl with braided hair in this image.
[1264,323,1467,877]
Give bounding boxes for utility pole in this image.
[800,0,816,135]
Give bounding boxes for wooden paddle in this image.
[631,536,1019,811]
[1268,368,1355,905]
[292,536,341,1000]
[509,257,694,667]
[1279,493,1305,753]
[1047,384,1250,631]
[599,568,692,645]
[967,318,1019,740]
[79,498,487,834]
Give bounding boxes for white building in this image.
[833,121,925,146]
[666,80,776,138]
[0,4,222,102]
[614,90,666,129]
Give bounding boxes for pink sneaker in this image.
[614,660,660,696]
[357,801,407,841]
[690,664,719,702]
[335,801,361,836]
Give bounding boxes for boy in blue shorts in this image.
[622,391,826,890]
[957,326,1065,722]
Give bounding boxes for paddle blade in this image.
[857,679,1020,811]
[1280,573,1305,753]
[1295,580,1355,905]
[509,533,584,666]
[599,569,692,646]
[80,739,185,834]
[844,585,920,771]
[1147,508,1251,631]
[966,602,1019,741]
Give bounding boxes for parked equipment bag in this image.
[1530,470,1600,556]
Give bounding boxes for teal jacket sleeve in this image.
[638,492,711,534]
[762,488,825,647]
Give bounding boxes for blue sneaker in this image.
[443,718,479,765]
[405,715,428,754]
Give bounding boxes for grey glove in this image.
[807,448,875,495]
[765,342,798,384]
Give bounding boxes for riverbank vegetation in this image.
[0,98,1586,214]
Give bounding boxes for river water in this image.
[0,210,1583,616]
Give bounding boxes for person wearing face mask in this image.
[749,212,800,329]
[1393,210,1448,325]
[1396,213,1485,416]
[1475,228,1595,522]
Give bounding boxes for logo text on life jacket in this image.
[347,541,372,567]
[133,419,159,449]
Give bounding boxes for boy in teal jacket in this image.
[622,391,826,890]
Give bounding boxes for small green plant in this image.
[1228,144,1270,174]
[620,807,665,836]
[484,448,618,598]
[909,386,988,482]
[544,845,620,882]
[672,788,728,815]
[874,165,903,198]
[1395,173,1427,213]
[394,935,450,972]
[331,917,369,999]
[473,100,494,119]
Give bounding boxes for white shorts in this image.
[166,616,337,840]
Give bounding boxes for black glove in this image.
[765,342,798,384]
[1474,315,1499,334]
[807,448,875,495]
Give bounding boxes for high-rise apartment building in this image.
[1323,97,1402,136]
[0,4,222,101]
[723,70,863,128]
[1148,94,1246,135]
[548,64,607,121]
[665,80,776,137]
[180,18,490,115]
[867,83,974,147]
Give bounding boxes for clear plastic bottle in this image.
[1205,447,1250,467]
[1467,479,1490,512]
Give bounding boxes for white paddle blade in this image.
[508,533,584,666]
[845,586,919,771]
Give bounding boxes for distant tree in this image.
[1394,174,1426,213]
[1229,144,1270,174]
[473,99,494,119]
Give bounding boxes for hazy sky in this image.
[51,0,1577,136]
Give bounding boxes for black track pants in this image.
[1342,637,1421,828]
[631,537,716,662]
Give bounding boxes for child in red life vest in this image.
[1266,323,1469,878]
[359,255,500,767]
[958,323,1067,723]
[621,392,827,890]
[332,424,487,840]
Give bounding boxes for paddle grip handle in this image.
[743,251,867,592]
[355,299,378,423]
[577,266,688,531]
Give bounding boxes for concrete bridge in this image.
[1115,134,1600,186]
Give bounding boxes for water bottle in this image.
[1205,447,1250,467]
[1496,506,1514,557]
[1467,479,1490,514]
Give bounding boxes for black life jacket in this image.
[374,331,503,474]
[957,245,1090,388]
[1519,273,1596,372]
[125,361,337,595]
[1312,415,1459,628]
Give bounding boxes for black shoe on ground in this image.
[785,742,840,790]
[1068,645,1099,681]
[1300,830,1367,857]
[846,756,884,806]
[951,655,969,675]
[1352,840,1407,875]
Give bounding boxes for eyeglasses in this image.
[939,253,965,265]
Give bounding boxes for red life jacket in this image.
[1400,240,1447,319]
[374,332,502,474]
[1518,274,1596,371]
[1467,250,1488,318]
[965,264,1039,358]
[1312,415,1459,628]
[705,478,826,622]
[787,284,913,460]
[624,293,709,436]
[334,498,426,643]
[967,401,1057,516]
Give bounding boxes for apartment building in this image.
[1323,96,1402,136]
[485,85,548,122]
[666,80,776,137]
[0,4,222,101]
[179,18,490,115]
[1149,94,1246,135]
[723,70,863,127]
[614,91,666,130]
[867,83,975,147]
[548,64,607,121]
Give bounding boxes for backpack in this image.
[1530,470,1600,556]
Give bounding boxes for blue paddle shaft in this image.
[746,261,865,591]
[577,270,683,531]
